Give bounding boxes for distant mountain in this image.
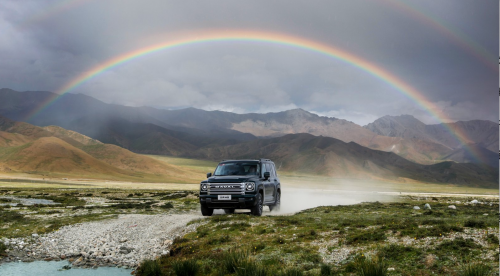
[365,115,498,152]
[0,115,200,182]
[190,133,498,188]
[365,115,498,166]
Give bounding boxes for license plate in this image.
[218,195,231,200]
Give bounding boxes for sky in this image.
[0,0,498,125]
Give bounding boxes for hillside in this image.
[0,115,201,182]
[192,133,498,188]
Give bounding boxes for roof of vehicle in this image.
[219,158,273,163]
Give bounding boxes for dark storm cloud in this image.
[0,0,497,125]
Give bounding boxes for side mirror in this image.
[207,172,212,178]
[263,172,270,180]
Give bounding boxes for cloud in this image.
[0,0,497,126]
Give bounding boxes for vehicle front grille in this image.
[208,183,245,195]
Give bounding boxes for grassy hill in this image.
[0,116,201,183]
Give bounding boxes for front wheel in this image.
[269,191,281,212]
[251,193,263,216]
[201,204,213,216]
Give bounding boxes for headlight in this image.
[201,184,207,191]
[245,182,255,191]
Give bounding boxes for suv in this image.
[199,158,281,216]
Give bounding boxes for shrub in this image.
[356,257,388,276]
[459,263,492,276]
[172,259,199,276]
[137,259,162,276]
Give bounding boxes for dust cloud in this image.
[215,179,398,216]
[270,186,394,215]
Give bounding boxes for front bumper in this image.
[199,194,257,209]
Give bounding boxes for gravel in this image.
[1,214,203,269]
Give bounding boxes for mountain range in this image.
[0,88,497,187]
[0,88,497,167]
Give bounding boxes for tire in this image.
[224,208,235,214]
[201,204,213,216]
[251,193,263,216]
[269,191,281,212]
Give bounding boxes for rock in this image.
[470,199,479,204]
[413,206,420,210]
[448,205,456,210]
[424,203,431,210]
[387,268,395,271]
[32,234,39,238]
[483,213,488,216]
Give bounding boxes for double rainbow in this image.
[26,30,480,162]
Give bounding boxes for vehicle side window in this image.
[265,163,275,178]
[271,163,277,177]
[261,163,268,177]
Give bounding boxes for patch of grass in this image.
[346,229,386,245]
[464,219,486,228]
[355,257,388,276]
[0,241,7,256]
[235,259,269,276]
[485,234,499,245]
[459,263,493,276]
[377,244,423,262]
[137,259,162,276]
[278,268,304,276]
[172,259,200,276]
[159,202,174,209]
[221,250,249,274]
[436,237,481,257]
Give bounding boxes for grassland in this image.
[0,185,498,275]
[0,188,199,239]
[140,197,499,276]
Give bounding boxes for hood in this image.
[207,175,259,183]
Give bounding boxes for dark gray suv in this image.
[199,158,281,216]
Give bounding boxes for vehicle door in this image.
[263,163,274,202]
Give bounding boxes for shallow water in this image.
[0,196,60,206]
[0,261,132,276]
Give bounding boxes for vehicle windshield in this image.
[214,162,260,176]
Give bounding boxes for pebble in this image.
[424,203,431,210]
[1,214,201,269]
[448,205,456,210]
[413,206,420,210]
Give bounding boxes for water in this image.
[0,261,132,276]
[0,196,60,206]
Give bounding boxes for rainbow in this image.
[382,0,497,71]
[26,30,482,163]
